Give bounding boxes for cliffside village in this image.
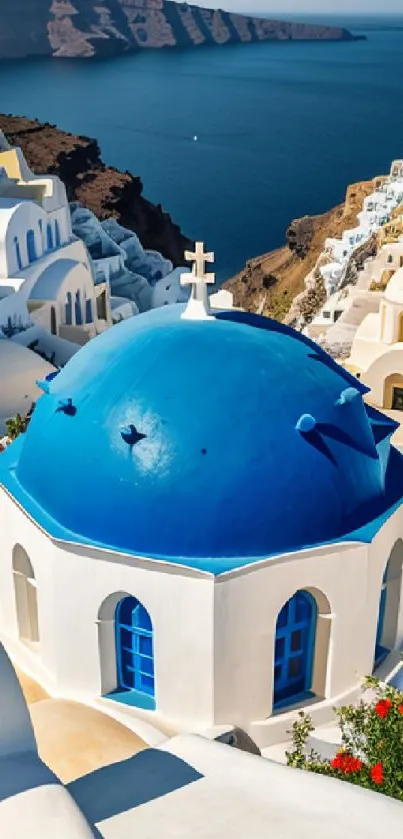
[2,129,403,447]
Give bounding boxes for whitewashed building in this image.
[319,161,403,299]
[0,134,112,344]
[348,267,403,410]
[0,248,402,750]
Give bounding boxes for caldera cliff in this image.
[0,1,361,60]
[0,113,191,265]
[224,180,379,324]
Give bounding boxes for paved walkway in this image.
[15,669,147,784]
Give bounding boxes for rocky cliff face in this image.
[0,114,191,265]
[224,180,378,322]
[0,1,360,60]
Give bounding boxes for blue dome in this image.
[1,306,400,573]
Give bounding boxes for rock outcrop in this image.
[0,114,191,266]
[0,1,361,60]
[224,180,379,322]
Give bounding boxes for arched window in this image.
[26,229,36,263]
[47,223,53,251]
[12,545,39,644]
[274,590,317,708]
[115,596,155,709]
[374,541,403,669]
[14,237,22,271]
[55,220,61,248]
[75,290,83,325]
[85,299,92,324]
[65,292,72,325]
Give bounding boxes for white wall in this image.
[0,492,215,727]
[16,239,92,299]
[0,202,47,278]
[1,490,402,746]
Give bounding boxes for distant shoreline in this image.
[0,2,361,62]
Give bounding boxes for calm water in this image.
[1,14,403,279]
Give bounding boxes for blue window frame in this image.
[47,223,53,250]
[274,590,317,708]
[26,229,36,263]
[115,597,155,710]
[75,290,83,325]
[374,568,389,668]
[65,292,72,325]
[55,220,61,247]
[14,237,22,271]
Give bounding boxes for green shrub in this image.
[286,676,403,801]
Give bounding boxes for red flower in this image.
[370,762,384,785]
[331,752,362,775]
[375,699,393,719]
[331,753,343,770]
[398,704,403,715]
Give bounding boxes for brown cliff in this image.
[0,114,191,265]
[224,180,381,322]
[0,1,361,60]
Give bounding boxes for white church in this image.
[0,244,402,749]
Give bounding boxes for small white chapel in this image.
[0,244,403,749]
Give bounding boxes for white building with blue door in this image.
[0,247,403,749]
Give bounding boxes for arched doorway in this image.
[85,299,92,324]
[12,545,39,644]
[384,373,403,410]
[273,590,317,708]
[115,596,155,709]
[65,292,72,325]
[75,291,83,325]
[374,541,403,668]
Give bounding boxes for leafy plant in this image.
[5,404,35,440]
[286,677,403,801]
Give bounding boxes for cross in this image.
[180,241,216,320]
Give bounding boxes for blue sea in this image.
[1,14,403,280]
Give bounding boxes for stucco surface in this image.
[16,669,147,783]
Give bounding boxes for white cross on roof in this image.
[180,242,216,321]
